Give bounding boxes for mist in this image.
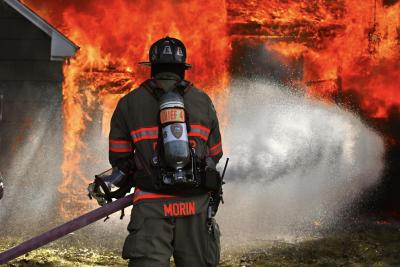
[0,101,62,231]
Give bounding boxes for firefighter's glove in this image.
[87,182,108,206]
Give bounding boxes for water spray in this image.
[218,80,385,245]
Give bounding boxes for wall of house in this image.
[0,1,64,227]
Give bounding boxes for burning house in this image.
[0,0,77,223]
[0,0,399,265]
[2,0,395,216]
[0,0,398,219]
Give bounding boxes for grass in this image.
[1,223,400,267]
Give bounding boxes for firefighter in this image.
[108,36,223,267]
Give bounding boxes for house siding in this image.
[0,0,64,226]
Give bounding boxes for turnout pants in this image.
[122,194,220,267]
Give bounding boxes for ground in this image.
[1,222,400,267]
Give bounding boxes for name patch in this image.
[160,108,185,124]
[163,201,196,217]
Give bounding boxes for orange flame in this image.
[244,0,400,118]
[24,0,231,218]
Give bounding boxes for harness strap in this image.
[138,79,201,192]
[141,78,193,99]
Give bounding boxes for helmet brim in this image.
[138,62,192,70]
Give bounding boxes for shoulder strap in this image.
[141,79,164,100]
[141,78,193,100]
[175,79,193,96]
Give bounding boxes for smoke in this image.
[383,0,400,6]
[217,80,385,246]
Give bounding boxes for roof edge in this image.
[3,0,79,60]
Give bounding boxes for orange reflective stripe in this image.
[133,134,158,143]
[131,124,210,143]
[131,127,159,143]
[110,147,133,153]
[109,139,133,153]
[210,147,223,156]
[110,140,131,144]
[209,140,222,156]
[209,141,222,152]
[190,124,210,134]
[188,132,208,141]
[130,127,158,135]
[133,188,176,203]
[189,124,210,141]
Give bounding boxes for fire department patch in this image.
[171,124,183,139]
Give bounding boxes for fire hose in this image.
[0,194,134,264]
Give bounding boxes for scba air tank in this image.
[159,91,190,170]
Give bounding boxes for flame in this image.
[246,0,400,118]
[22,0,400,218]
[23,0,231,218]
[228,0,399,117]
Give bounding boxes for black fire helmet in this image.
[139,36,192,70]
